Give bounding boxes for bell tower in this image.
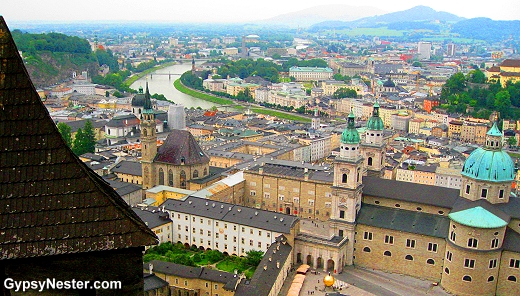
[361,102,386,176]
[140,82,157,190]
[331,110,364,265]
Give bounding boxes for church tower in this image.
[361,102,386,177]
[140,82,157,190]
[311,108,320,130]
[331,110,364,265]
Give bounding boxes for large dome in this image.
[461,148,515,182]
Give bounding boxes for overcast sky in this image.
[1,0,519,23]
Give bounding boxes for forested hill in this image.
[12,30,99,87]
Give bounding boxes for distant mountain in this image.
[257,4,387,28]
[452,17,520,41]
[309,5,464,31]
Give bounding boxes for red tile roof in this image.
[501,59,520,68]
[0,17,157,260]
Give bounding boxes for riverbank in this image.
[124,61,177,89]
[173,79,312,123]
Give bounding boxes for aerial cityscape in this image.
[2,1,520,295]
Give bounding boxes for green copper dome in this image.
[341,111,360,144]
[449,206,508,229]
[461,122,515,182]
[367,103,384,131]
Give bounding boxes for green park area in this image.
[174,79,235,105]
[143,242,262,279]
[251,108,311,123]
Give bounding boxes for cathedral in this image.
[140,84,210,190]
[243,104,520,296]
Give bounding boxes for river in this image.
[130,62,216,109]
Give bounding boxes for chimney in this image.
[259,162,264,174]
[148,263,153,274]
[304,168,309,181]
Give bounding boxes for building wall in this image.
[353,224,445,281]
[362,195,450,217]
[115,172,143,185]
[150,270,235,296]
[243,171,333,221]
[497,250,520,296]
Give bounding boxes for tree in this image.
[57,122,72,148]
[72,120,96,155]
[467,69,487,84]
[507,136,517,147]
[333,88,357,99]
[245,250,263,266]
[495,90,512,118]
[206,250,223,263]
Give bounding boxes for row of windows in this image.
[365,232,437,252]
[178,235,270,251]
[465,185,505,199]
[371,201,445,215]
[362,247,434,264]
[178,225,271,238]
[444,269,517,283]
[449,232,500,249]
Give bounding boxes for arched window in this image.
[384,251,392,256]
[204,168,208,176]
[463,275,472,282]
[168,170,173,186]
[450,231,456,242]
[180,156,185,165]
[405,255,413,261]
[158,168,164,185]
[363,247,371,252]
[193,170,199,178]
[488,276,494,282]
[508,275,517,282]
[427,259,435,265]
[342,174,348,183]
[368,157,373,166]
[445,267,449,274]
[180,170,186,189]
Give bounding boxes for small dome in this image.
[341,111,360,144]
[383,78,395,88]
[461,148,515,182]
[131,94,146,107]
[367,103,384,131]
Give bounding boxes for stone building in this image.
[140,91,210,190]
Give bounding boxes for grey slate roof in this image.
[161,196,298,234]
[111,160,142,176]
[143,273,169,292]
[0,17,157,260]
[235,235,292,296]
[362,176,459,208]
[503,227,520,253]
[132,207,172,229]
[144,260,240,289]
[357,203,450,238]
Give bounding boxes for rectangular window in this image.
[489,259,497,269]
[214,284,218,290]
[258,242,262,248]
[267,233,270,238]
[200,218,203,223]
[233,225,237,231]
[241,238,244,244]
[192,228,196,234]
[464,258,475,269]
[250,240,253,246]
[216,222,219,227]
[250,181,256,186]
[250,190,256,196]
[465,185,470,194]
[363,231,373,241]
[279,195,284,201]
[339,210,345,219]
[264,192,270,199]
[384,235,394,244]
[224,235,228,240]
[258,231,262,236]
[481,189,487,198]
[308,199,314,206]
[406,239,416,248]
[178,225,181,230]
[185,226,188,232]
[233,236,237,242]
[510,259,520,268]
[208,231,211,237]
[428,243,438,252]
[200,229,203,235]
[215,233,219,239]
[499,189,504,199]
[491,238,499,249]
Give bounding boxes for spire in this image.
[341,108,360,144]
[143,81,152,112]
[367,101,384,131]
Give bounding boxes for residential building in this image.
[289,66,333,81]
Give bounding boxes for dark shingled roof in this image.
[0,17,157,260]
[155,129,210,165]
[143,273,169,292]
[111,160,142,176]
[362,176,459,208]
[132,207,172,229]
[357,204,450,238]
